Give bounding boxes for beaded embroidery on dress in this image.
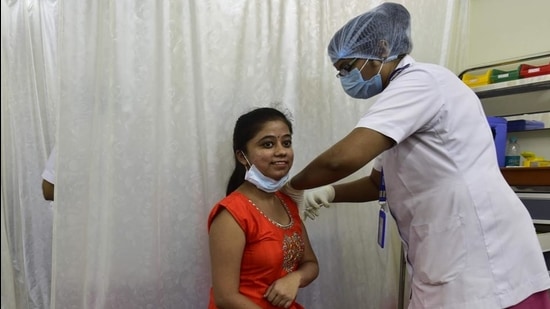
[282,232,305,272]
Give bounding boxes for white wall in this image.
[466,0,550,67]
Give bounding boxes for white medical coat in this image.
[358,56,550,308]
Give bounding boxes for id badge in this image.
[377,207,388,248]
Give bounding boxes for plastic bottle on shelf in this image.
[505,136,521,167]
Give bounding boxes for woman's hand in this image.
[264,272,301,308]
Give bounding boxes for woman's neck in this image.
[238,181,278,203]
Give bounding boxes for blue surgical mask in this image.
[242,154,289,193]
[340,61,384,99]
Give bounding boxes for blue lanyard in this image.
[378,169,386,205]
[389,63,411,81]
[377,168,388,248]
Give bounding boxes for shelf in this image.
[461,55,550,188]
[478,87,550,117]
[459,54,550,117]
[539,232,550,252]
[500,167,550,186]
[471,75,550,98]
[508,128,550,133]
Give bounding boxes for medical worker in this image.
[289,3,550,308]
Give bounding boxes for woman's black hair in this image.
[226,107,293,195]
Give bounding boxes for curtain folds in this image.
[1,0,466,308]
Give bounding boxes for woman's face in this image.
[242,120,293,180]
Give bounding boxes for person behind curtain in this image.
[42,145,57,201]
[288,3,550,309]
[208,107,319,309]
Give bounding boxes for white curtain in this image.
[1,0,468,308]
[2,0,58,308]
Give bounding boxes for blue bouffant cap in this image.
[328,2,413,63]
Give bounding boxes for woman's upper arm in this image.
[302,222,318,263]
[209,209,246,302]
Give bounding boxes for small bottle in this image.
[505,136,521,167]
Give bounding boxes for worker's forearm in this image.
[333,176,379,203]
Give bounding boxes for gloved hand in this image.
[280,181,306,220]
[303,185,335,220]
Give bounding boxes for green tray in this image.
[489,67,520,83]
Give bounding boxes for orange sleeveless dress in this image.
[207,191,305,309]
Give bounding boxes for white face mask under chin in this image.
[242,154,289,193]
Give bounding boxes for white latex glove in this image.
[280,181,306,220]
[303,185,335,220]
